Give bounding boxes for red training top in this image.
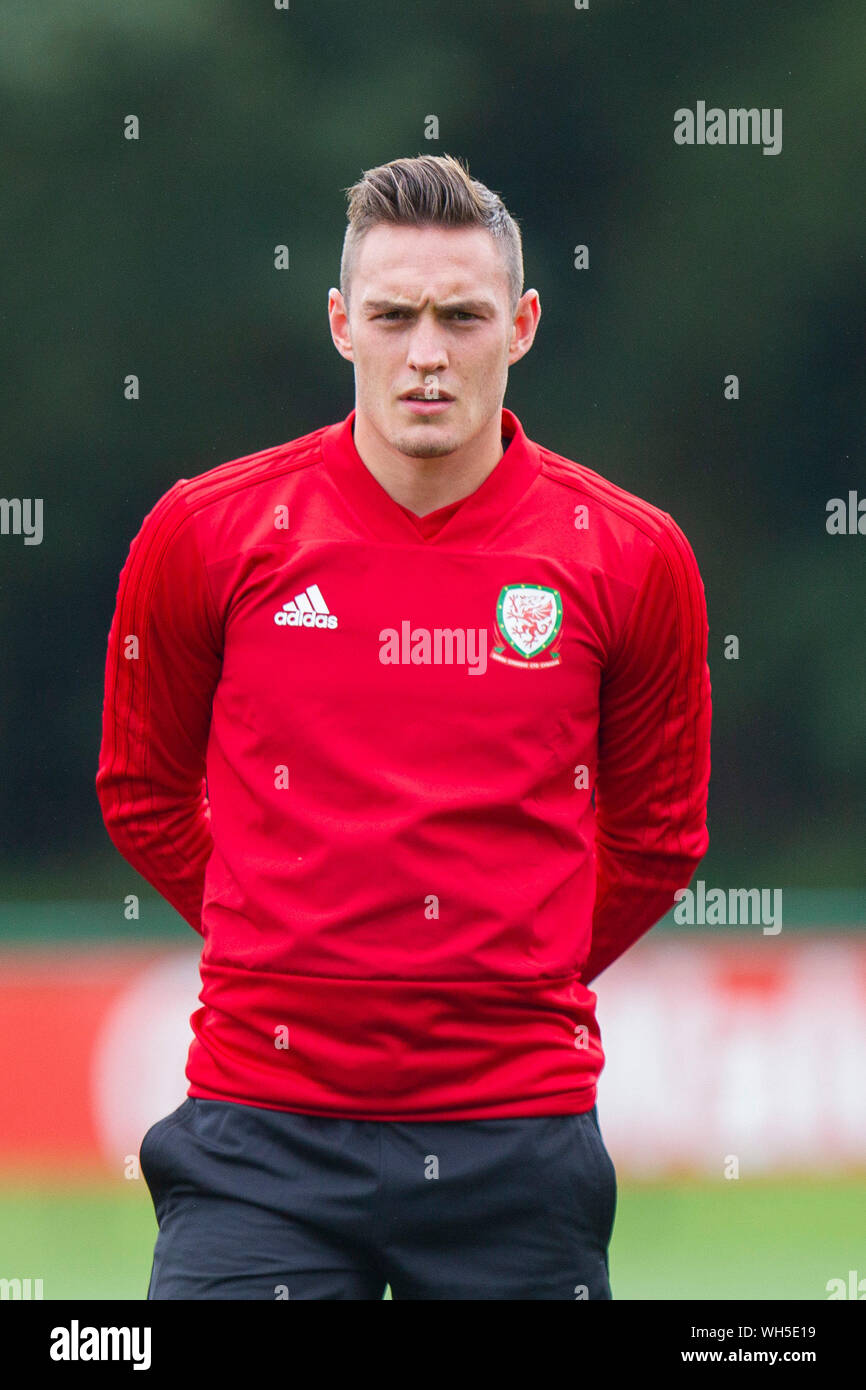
[96,407,711,1119]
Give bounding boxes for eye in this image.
[377,310,408,321]
[450,311,477,321]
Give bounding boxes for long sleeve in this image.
[580,515,712,985]
[95,482,223,935]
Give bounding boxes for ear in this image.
[507,289,541,365]
[328,288,354,363]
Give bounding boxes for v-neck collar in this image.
[396,493,465,540]
[319,406,542,546]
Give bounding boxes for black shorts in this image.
[140,1097,617,1300]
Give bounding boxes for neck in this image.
[351,408,506,516]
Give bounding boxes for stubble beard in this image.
[390,428,461,459]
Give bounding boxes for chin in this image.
[387,416,462,457]
[393,433,460,458]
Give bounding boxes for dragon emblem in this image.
[494,584,563,661]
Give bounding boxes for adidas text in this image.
[275,583,338,629]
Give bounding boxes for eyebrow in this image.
[362,298,497,315]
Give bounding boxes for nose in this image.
[406,313,448,375]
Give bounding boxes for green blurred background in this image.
[1,0,864,1299]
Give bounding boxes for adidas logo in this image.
[274,583,338,629]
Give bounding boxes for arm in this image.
[580,515,711,985]
[95,482,223,935]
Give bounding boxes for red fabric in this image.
[397,496,464,539]
[96,407,711,1119]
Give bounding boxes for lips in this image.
[400,390,454,401]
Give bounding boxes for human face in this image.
[329,224,539,459]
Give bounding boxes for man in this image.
[96,153,711,1300]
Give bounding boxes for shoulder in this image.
[170,422,329,518]
[537,445,679,546]
[533,442,705,592]
[129,423,332,564]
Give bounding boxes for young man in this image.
[96,153,711,1300]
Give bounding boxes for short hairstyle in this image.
[339,153,524,318]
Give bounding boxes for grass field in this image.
[1,1175,863,1300]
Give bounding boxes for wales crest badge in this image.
[491,584,563,668]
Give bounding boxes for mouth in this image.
[399,389,455,413]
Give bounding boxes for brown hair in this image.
[339,153,524,317]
